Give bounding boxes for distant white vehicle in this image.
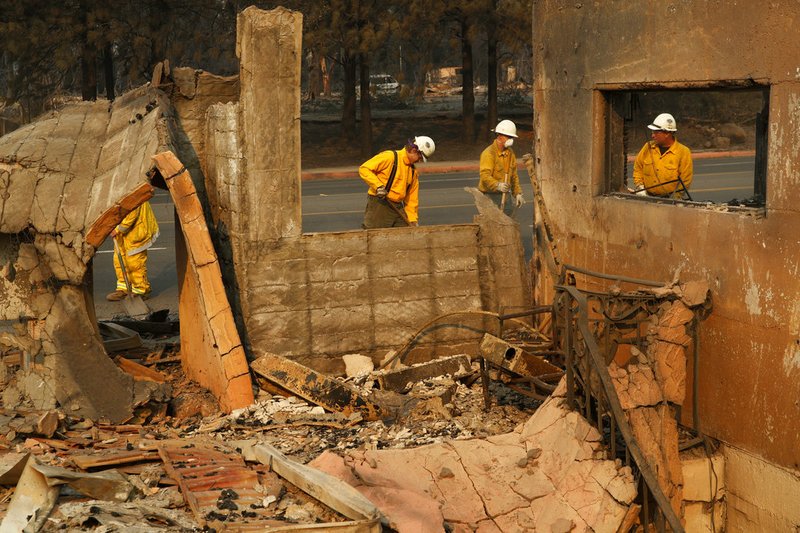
[369,74,399,95]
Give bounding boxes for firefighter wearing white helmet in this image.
[359,136,434,228]
[632,112,693,198]
[478,119,525,215]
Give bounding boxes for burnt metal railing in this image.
[555,279,688,533]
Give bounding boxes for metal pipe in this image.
[480,357,490,411]
[562,263,665,287]
[497,306,553,320]
[565,296,574,409]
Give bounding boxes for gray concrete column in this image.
[236,6,303,243]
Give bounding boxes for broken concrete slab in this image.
[30,462,133,502]
[54,500,198,531]
[0,455,60,532]
[343,354,374,379]
[310,379,636,532]
[0,452,29,486]
[0,86,179,423]
[254,443,383,526]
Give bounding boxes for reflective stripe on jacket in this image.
[359,148,420,223]
[117,201,160,256]
[478,142,521,196]
[632,140,693,197]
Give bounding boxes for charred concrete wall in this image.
[0,88,174,421]
[194,7,530,373]
[532,0,800,527]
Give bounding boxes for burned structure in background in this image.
[531,1,800,530]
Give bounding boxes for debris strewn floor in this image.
[1,339,553,532]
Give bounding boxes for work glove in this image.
[515,194,525,208]
[635,189,647,197]
[375,186,388,199]
[496,182,510,193]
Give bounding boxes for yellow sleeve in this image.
[678,146,693,190]
[478,146,499,192]
[404,172,419,223]
[632,144,648,189]
[359,151,392,193]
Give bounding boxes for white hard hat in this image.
[647,113,677,132]
[413,136,435,162]
[492,119,518,138]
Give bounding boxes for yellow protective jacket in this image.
[117,201,159,255]
[359,148,420,223]
[632,139,693,197]
[478,141,521,196]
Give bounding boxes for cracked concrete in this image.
[0,86,175,421]
[310,380,636,532]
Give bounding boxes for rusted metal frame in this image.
[642,480,650,532]
[562,291,575,410]
[563,263,665,288]
[593,78,770,91]
[656,506,666,533]
[497,306,553,321]
[505,381,550,401]
[479,357,491,411]
[560,285,685,533]
[610,413,617,459]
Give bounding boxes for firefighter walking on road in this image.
[106,201,160,301]
[360,136,435,229]
[478,119,524,216]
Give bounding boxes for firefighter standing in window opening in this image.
[360,136,435,229]
[478,119,525,216]
[632,113,694,199]
[106,201,160,301]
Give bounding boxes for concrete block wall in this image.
[241,225,487,372]
[723,444,800,532]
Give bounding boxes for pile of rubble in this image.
[1,335,572,531]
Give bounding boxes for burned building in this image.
[531,1,800,530]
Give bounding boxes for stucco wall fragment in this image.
[0,86,179,421]
[533,0,800,473]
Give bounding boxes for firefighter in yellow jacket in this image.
[360,136,435,229]
[478,120,524,216]
[106,201,160,301]
[632,113,693,198]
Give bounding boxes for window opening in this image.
[602,87,768,208]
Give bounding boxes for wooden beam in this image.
[254,443,382,525]
[251,354,389,421]
[376,354,472,392]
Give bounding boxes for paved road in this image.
[92,155,755,319]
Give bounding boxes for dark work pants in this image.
[483,191,516,217]
[362,195,409,229]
